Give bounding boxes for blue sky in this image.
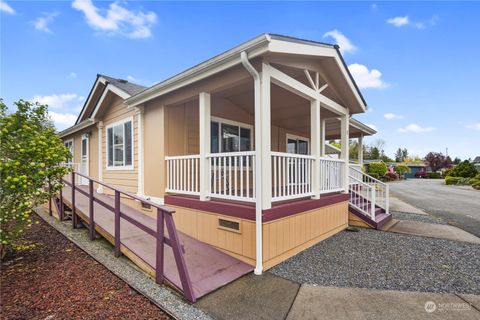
[1,1,479,159]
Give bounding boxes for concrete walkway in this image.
[387,220,480,244]
[287,285,480,320]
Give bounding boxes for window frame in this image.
[286,133,310,155]
[210,116,253,153]
[106,117,134,171]
[64,139,74,164]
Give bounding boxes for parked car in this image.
[415,171,428,178]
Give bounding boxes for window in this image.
[64,140,74,164]
[210,118,252,153]
[287,134,309,155]
[107,119,133,169]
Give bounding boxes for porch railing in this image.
[271,152,314,201]
[319,158,345,194]
[348,167,389,219]
[165,155,200,196]
[207,151,256,202]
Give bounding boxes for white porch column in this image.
[320,119,326,157]
[340,111,350,192]
[199,92,211,201]
[358,134,364,166]
[260,63,272,210]
[97,121,104,193]
[135,106,145,196]
[311,100,321,199]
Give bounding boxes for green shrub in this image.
[395,163,411,176]
[428,172,441,179]
[469,174,480,190]
[445,176,464,185]
[368,162,388,177]
[368,173,380,180]
[447,160,477,178]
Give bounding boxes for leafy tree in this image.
[404,155,424,164]
[395,163,411,176]
[395,148,409,162]
[368,162,388,177]
[444,156,453,169]
[425,152,448,172]
[368,146,380,160]
[0,99,70,257]
[380,154,395,163]
[447,160,477,178]
[453,157,462,165]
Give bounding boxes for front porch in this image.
[160,58,378,272]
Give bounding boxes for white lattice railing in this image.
[348,167,389,219]
[271,152,315,202]
[207,151,255,202]
[166,155,200,196]
[319,158,345,194]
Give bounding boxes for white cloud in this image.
[370,3,377,11]
[49,111,77,128]
[69,72,77,78]
[348,63,388,89]
[466,123,480,131]
[366,124,378,131]
[387,15,439,29]
[72,0,157,39]
[32,93,79,109]
[31,12,59,33]
[0,0,15,14]
[387,16,409,27]
[323,29,357,54]
[398,123,436,133]
[384,113,404,120]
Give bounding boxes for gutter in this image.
[240,51,263,276]
[125,34,271,107]
[58,119,95,138]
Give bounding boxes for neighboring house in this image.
[473,156,480,172]
[59,34,387,275]
[404,163,429,178]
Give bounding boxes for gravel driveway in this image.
[269,229,480,295]
[388,179,480,237]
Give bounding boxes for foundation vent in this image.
[218,218,240,232]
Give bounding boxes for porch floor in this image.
[60,185,253,299]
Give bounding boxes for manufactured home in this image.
[55,34,391,301]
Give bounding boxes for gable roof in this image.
[473,156,480,163]
[125,33,367,112]
[99,74,147,96]
[75,74,146,125]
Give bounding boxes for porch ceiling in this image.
[214,82,372,139]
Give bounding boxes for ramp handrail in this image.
[50,171,196,302]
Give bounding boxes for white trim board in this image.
[105,116,135,171]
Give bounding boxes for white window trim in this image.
[81,134,90,179]
[210,116,254,153]
[106,116,134,171]
[64,139,74,164]
[286,133,310,154]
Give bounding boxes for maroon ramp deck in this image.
[60,185,253,299]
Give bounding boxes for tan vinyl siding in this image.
[101,96,138,194]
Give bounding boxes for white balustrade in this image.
[166,155,201,196]
[271,152,314,202]
[207,151,255,202]
[319,158,345,194]
[348,166,390,218]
